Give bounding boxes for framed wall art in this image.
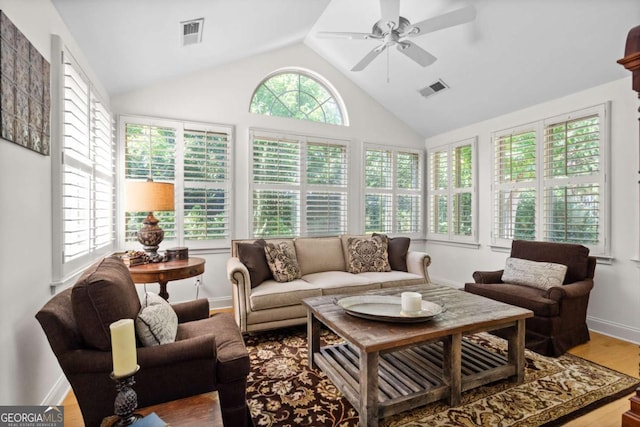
[0,10,50,156]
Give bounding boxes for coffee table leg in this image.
[507,318,526,384]
[307,312,321,369]
[443,333,462,406]
[359,350,379,427]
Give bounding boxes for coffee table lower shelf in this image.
[313,337,513,419]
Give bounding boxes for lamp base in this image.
[137,212,165,262]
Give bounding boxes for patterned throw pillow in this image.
[347,235,391,274]
[501,257,568,291]
[373,233,410,271]
[135,292,178,347]
[264,242,302,282]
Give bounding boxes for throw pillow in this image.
[264,241,302,282]
[373,233,410,271]
[347,235,392,274]
[135,292,178,347]
[501,257,568,291]
[237,239,272,288]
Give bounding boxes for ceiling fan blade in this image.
[316,31,377,40]
[380,0,400,30]
[397,41,437,67]
[351,46,386,71]
[407,5,476,37]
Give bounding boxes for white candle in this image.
[401,292,423,315]
[110,319,137,377]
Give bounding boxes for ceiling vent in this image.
[181,18,204,46]
[419,79,449,98]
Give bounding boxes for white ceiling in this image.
[51,0,640,138]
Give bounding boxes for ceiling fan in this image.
[317,0,476,71]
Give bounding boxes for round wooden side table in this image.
[128,257,205,300]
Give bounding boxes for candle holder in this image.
[110,365,143,426]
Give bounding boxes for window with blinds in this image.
[491,104,608,254]
[59,47,115,269]
[493,129,537,243]
[427,139,476,242]
[364,146,423,235]
[122,117,233,248]
[250,131,348,238]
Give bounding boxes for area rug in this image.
[244,326,638,427]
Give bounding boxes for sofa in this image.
[465,240,596,357]
[227,234,432,333]
[36,256,250,427]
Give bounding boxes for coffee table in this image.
[303,284,533,427]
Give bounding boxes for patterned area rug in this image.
[245,326,639,427]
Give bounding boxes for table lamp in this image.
[125,179,175,262]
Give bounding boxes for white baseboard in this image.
[587,316,640,345]
[208,296,232,310]
[42,375,70,405]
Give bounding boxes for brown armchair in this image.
[36,256,250,427]
[465,240,596,357]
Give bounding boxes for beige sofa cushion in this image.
[357,271,426,288]
[294,237,345,275]
[302,271,381,295]
[250,278,321,311]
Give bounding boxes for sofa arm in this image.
[171,299,210,323]
[546,279,594,302]
[407,251,432,282]
[473,270,504,284]
[227,257,251,332]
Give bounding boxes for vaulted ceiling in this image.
[51,0,640,137]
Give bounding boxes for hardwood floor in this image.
[61,331,638,426]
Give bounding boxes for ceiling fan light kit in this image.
[317,0,476,72]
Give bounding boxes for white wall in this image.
[0,0,109,407]
[111,42,425,305]
[425,77,640,344]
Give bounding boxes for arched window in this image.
[250,69,347,126]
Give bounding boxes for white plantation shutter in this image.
[543,108,604,250]
[491,104,608,254]
[428,149,448,235]
[183,128,231,241]
[364,146,423,235]
[60,49,115,266]
[122,117,233,249]
[493,128,537,245]
[427,139,476,242]
[250,130,349,238]
[305,140,348,236]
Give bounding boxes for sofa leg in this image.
[218,379,250,427]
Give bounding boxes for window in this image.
[249,69,347,126]
[52,37,115,283]
[428,138,477,242]
[364,145,423,235]
[121,117,233,249]
[492,104,608,255]
[251,129,349,237]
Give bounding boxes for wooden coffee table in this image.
[303,284,533,427]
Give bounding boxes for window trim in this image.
[427,137,478,244]
[249,67,349,126]
[118,115,234,250]
[490,103,610,256]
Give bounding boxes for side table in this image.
[128,257,205,300]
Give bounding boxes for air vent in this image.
[181,18,204,46]
[418,79,449,98]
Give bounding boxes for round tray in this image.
[337,295,444,323]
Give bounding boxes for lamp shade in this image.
[125,180,175,212]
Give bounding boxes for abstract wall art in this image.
[0,11,50,155]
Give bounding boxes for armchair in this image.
[465,240,596,356]
[36,256,250,427]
